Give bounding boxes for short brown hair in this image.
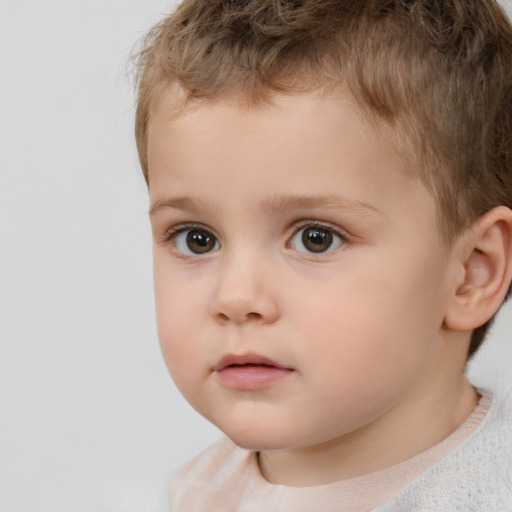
[133,0,512,357]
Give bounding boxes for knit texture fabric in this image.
[376,384,512,511]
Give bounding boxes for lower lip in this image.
[215,365,293,390]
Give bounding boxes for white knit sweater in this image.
[375,384,512,511]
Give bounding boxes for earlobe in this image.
[445,206,512,332]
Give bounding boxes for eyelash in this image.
[162,220,348,257]
[163,222,212,243]
[288,220,347,255]
[162,222,220,255]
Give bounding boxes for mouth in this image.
[213,353,294,390]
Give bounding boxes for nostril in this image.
[214,310,264,324]
[210,293,279,325]
[246,312,263,321]
[217,312,230,323]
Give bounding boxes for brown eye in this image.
[175,228,219,255]
[290,225,343,254]
[302,227,333,252]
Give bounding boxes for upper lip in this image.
[213,352,291,371]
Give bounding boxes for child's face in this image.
[148,89,457,453]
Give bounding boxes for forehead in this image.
[146,87,436,231]
[148,84,391,149]
[148,86,397,177]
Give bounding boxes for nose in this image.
[209,254,280,326]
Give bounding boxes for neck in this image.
[258,375,478,487]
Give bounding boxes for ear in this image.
[444,206,512,332]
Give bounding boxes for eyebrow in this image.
[149,196,216,217]
[149,193,385,219]
[261,194,384,218]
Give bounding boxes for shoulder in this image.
[170,437,255,512]
[377,384,512,511]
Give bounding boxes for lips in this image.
[213,352,288,371]
[213,352,294,390]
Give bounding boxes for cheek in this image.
[300,297,407,378]
[292,300,422,434]
[153,270,209,387]
[293,255,443,389]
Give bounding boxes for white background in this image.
[0,1,510,511]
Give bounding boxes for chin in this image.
[227,434,289,452]
[218,421,302,452]
[201,400,310,451]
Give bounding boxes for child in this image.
[134,0,512,509]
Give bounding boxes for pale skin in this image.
[147,88,512,487]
